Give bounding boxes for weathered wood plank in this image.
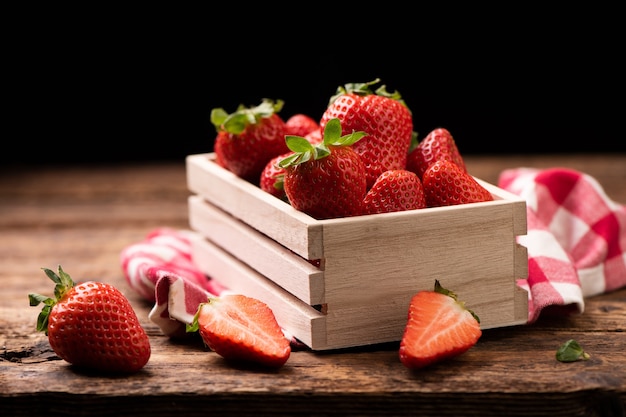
[1,156,625,416]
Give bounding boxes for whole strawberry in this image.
[211,99,289,182]
[285,113,320,137]
[279,117,368,219]
[259,152,291,199]
[399,280,482,370]
[29,265,151,373]
[187,294,291,369]
[363,169,427,215]
[422,159,493,207]
[320,79,414,189]
[406,127,467,180]
[259,133,323,200]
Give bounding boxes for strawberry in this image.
[259,134,324,199]
[278,117,368,219]
[259,152,291,199]
[29,265,151,373]
[320,79,414,189]
[187,294,291,368]
[285,113,320,137]
[406,127,467,180]
[362,169,427,215]
[399,280,482,370]
[211,99,289,182]
[422,159,494,207]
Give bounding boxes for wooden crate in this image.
[186,153,529,351]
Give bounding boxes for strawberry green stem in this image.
[28,265,77,335]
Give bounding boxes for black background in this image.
[6,6,624,166]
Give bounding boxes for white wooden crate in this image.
[186,153,529,350]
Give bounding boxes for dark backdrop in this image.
[7,7,624,166]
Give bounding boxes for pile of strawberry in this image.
[212,79,493,220]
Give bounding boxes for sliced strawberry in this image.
[422,159,493,207]
[399,280,482,370]
[363,169,427,215]
[188,294,291,368]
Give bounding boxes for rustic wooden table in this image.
[1,154,625,417]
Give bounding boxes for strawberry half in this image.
[362,169,427,215]
[187,294,291,369]
[422,159,494,207]
[29,265,151,374]
[399,280,482,370]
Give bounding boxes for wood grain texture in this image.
[1,155,625,416]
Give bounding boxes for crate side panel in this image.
[320,202,527,328]
[477,178,528,236]
[188,195,325,305]
[190,235,329,349]
[322,297,411,350]
[186,153,324,259]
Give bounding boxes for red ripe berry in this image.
[363,170,427,215]
[29,266,151,374]
[280,118,368,219]
[422,159,493,207]
[285,113,320,137]
[260,152,291,199]
[320,79,414,189]
[211,99,289,182]
[406,127,467,180]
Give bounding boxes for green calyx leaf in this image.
[278,118,366,169]
[556,339,591,362]
[28,265,77,335]
[210,98,284,134]
[433,279,481,324]
[328,78,410,112]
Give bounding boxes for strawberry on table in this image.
[362,169,427,215]
[406,127,467,180]
[422,159,494,207]
[187,294,291,369]
[320,79,414,189]
[29,265,151,374]
[399,280,482,370]
[278,117,368,219]
[211,99,289,183]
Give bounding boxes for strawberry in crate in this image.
[320,78,414,189]
[211,98,290,183]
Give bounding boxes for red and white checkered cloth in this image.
[120,167,626,336]
[498,167,626,323]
